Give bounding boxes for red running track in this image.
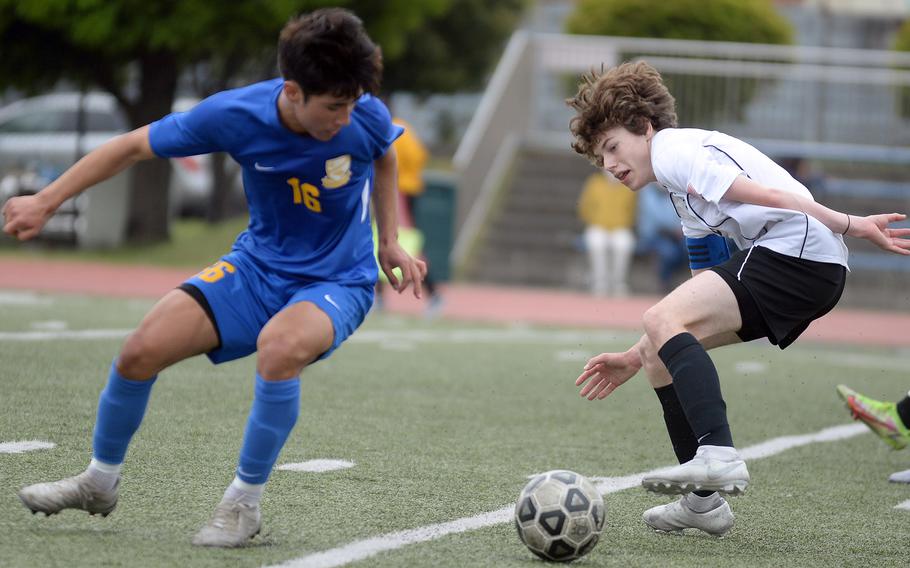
[2,256,908,348]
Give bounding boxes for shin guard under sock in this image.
[654,384,699,464]
[655,384,715,498]
[92,361,156,465]
[236,375,300,485]
[658,332,733,448]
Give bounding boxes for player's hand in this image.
[848,213,910,255]
[378,240,428,299]
[575,350,642,400]
[1,194,53,241]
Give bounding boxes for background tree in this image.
[194,0,528,221]
[565,0,793,126]
[0,0,448,241]
[380,0,529,95]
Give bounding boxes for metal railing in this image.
[453,31,910,270]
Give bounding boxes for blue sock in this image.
[236,375,300,485]
[92,362,156,465]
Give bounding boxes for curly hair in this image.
[567,61,677,168]
[278,8,382,99]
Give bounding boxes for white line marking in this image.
[352,328,636,345]
[895,500,910,511]
[3,326,910,374]
[555,350,591,362]
[0,441,56,454]
[0,329,130,341]
[278,460,355,473]
[266,423,867,568]
[818,352,910,372]
[30,320,67,331]
[734,361,767,374]
[378,341,415,352]
[0,327,634,344]
[0,292,52,305]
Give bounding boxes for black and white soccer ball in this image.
[514,470,605,562]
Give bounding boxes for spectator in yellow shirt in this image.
[393,118,429,216]
[578,170,637,296]
[375,117,442,316]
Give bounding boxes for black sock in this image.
[654,384,715,498]
[657,332,733,448]
[897,393,910,429]
[654,385,699,464]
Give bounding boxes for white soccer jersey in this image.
[650,128,848,267]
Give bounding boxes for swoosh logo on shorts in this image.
[324,294,340,311]
[254,162,275,171]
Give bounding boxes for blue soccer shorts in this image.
[179,250,374,364]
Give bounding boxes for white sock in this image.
[222,476,264,506]
[87,458,122,492]
[698,444,741,461]
[685,492,723,513]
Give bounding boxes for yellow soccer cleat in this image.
[837,385,910,450]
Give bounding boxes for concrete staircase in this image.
[463,146,910,310]
[464,147,588,289]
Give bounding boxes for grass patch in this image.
[0,294,908,567]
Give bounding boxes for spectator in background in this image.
[577,170,637,296]
[394,117,441,312]
[636,182,687,294]
[376,116,442,316]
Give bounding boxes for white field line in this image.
[0,291,52,305]
[278,460,355,473]
[895,500,910,511]
[2,326,908,364]
[0,328,629,344]
[2,325,910,373]
[266,423,867,568]
[0,329,130,341]
[0,441,56,454]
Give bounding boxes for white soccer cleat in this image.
[192,499,262,548]
[18,472,119,517]
[643,495,735,537]
[642,445,750,495]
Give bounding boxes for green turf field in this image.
[1,292,908,567]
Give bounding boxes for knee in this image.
[638,335,665,380]
[642,305,683,353]
[118,330,163,380]
[642,306,667,343]
[257,332,322,379]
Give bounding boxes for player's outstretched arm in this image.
[726,176,910,255]
[842,213,910,255]
[575,338,645,401]
[2,126,155,241]
[372,147,427,297]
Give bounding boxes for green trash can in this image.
[413,170,455,282]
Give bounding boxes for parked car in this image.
[0,92,240,219]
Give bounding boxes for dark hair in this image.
[277,8,382,98]
[567,61,677,167]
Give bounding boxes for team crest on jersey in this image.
[322,154,352,188]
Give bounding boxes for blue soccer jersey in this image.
[149,79,402,285]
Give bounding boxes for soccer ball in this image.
[514,470,605,562]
